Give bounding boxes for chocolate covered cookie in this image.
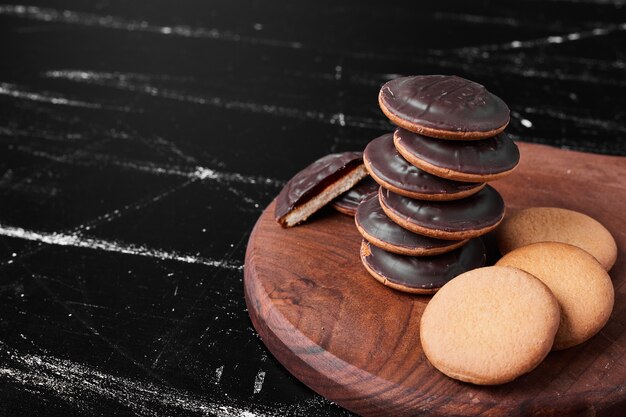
[364,133,485,200]
[394,128,520,182]
[379,75,510,140]
[355,194,468,256]
[332,176,378,216]
[360,238,485,294]
[378,185,505,240]
[275,152,368,227]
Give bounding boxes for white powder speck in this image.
[253,370,266,394]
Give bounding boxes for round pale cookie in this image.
[360,239,485,294]
[355,194,468,256]
[378,185,505,240]
[496,207,617,271]
[420,266,560,385]
[496,242,614,350]
[393,128,520,183]
[364,133,485,200]
[378,75,510,140]
[332,176,379,216]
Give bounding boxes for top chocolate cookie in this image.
[379,75,510,140]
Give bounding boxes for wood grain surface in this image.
[244,142,626,417]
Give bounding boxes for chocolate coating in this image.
[379,185,504,233]
[332,176,378,215]
[364,133,483,198]
[394,128,520,175]
[361,239,486,292]
[379,75,510,134]
[356,194,466,254]
[275,152,363,220]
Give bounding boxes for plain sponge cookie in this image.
[420,266,560,385]
[496,242,614,350]
[496,207,617,271]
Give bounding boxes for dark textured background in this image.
[0,1,625,416]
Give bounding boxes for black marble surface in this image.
[0,1,625,416]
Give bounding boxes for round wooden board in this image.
[244,142,626,417]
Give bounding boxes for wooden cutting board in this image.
[244,142,626,417]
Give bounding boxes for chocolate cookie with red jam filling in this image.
[394,128,520,182]
[378,185,505,240]
[360,238,486,294]
[364,133,484,200]
[378,75,510,140]
[275,152,368,227]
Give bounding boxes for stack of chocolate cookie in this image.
[358,75,520,293]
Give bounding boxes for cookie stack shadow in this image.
[357,75,520,293]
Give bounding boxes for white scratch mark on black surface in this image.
[0,224,243,270]
[65,301,107,310]
[0,4,303,49]
[0,82,134,112]
[0,345,345,416]
[0,347,267,416]
[253,370,266,394]
[225,186,262,209]
[151,135,198,164]
[504,67,626,87]
[13,144,283,188]
[454,23,626,54]
[192,166,282,188]
[432,12,521,27]
[29,274,164,382]
[108,127,198,164]
[8,145,269,211]
[0,178,195,267]
[214,365,224,384]
[548,55,626,72]
[0,168,59,197]
[75,179,196,234]
[359,54,624,88]
[522,106,626,132]
[44,70,388,129]
[0,125,84,142]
